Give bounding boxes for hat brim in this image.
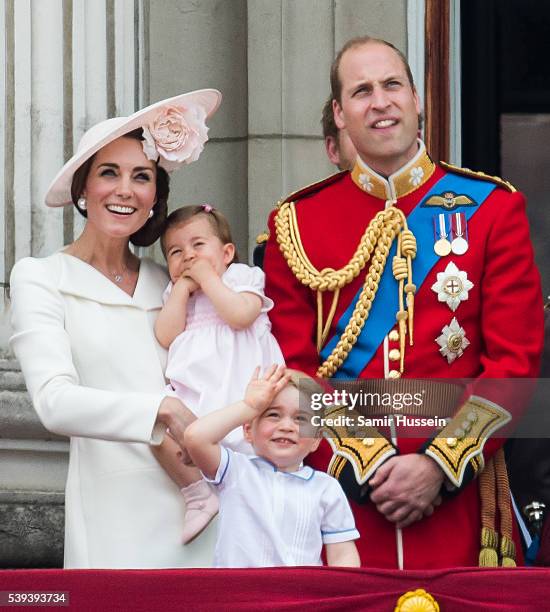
[45,89,222,207]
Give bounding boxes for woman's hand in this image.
[244,365,289,415]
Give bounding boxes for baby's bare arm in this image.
[154,278,195,348]
[184,259,262,330]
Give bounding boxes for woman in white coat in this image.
[9,90,221,568]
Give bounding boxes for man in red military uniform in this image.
[262,37,544,569]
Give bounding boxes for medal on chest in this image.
[433,213,452,256]
[431,261,474,312]
[450,212,469,255]
[436,317,470,363]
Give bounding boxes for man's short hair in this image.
[321,96,338,141]
[330,36,415,104]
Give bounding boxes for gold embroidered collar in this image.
[351,140,435,201]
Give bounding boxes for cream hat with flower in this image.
[45,89,221,207]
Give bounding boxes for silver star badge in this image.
[436,317,470,363]
[431,261,474,312]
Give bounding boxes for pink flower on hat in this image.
[142,105,209,172]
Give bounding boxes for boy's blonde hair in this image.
[285,368,325,410]
[161,204,239,262]
[244,369,325,440]
[284,369,327,437]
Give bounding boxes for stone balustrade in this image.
[0,360,67,568]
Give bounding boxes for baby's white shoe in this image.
[180,480,219,544]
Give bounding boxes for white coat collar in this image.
[55,252,167,310]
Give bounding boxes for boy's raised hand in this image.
[244,365,289,414]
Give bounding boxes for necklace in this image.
[109,263,131,283]
[100,259,133,284]
[63,243,134,285]
[96,263,130,284]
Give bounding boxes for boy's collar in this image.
[250,455,315,481]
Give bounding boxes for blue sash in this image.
[320,173,496,379]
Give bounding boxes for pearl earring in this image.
[77,197,87,211]
[148,209,154,219]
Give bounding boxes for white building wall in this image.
[146,0,407,260]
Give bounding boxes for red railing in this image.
[0,566,547,611]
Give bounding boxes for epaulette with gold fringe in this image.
[440,161,517,193]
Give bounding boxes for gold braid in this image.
[274,201,416,378]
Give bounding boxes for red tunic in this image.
[263,148,543,569]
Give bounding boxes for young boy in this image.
[185,365,360,567]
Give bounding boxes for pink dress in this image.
[164,263,285,453]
